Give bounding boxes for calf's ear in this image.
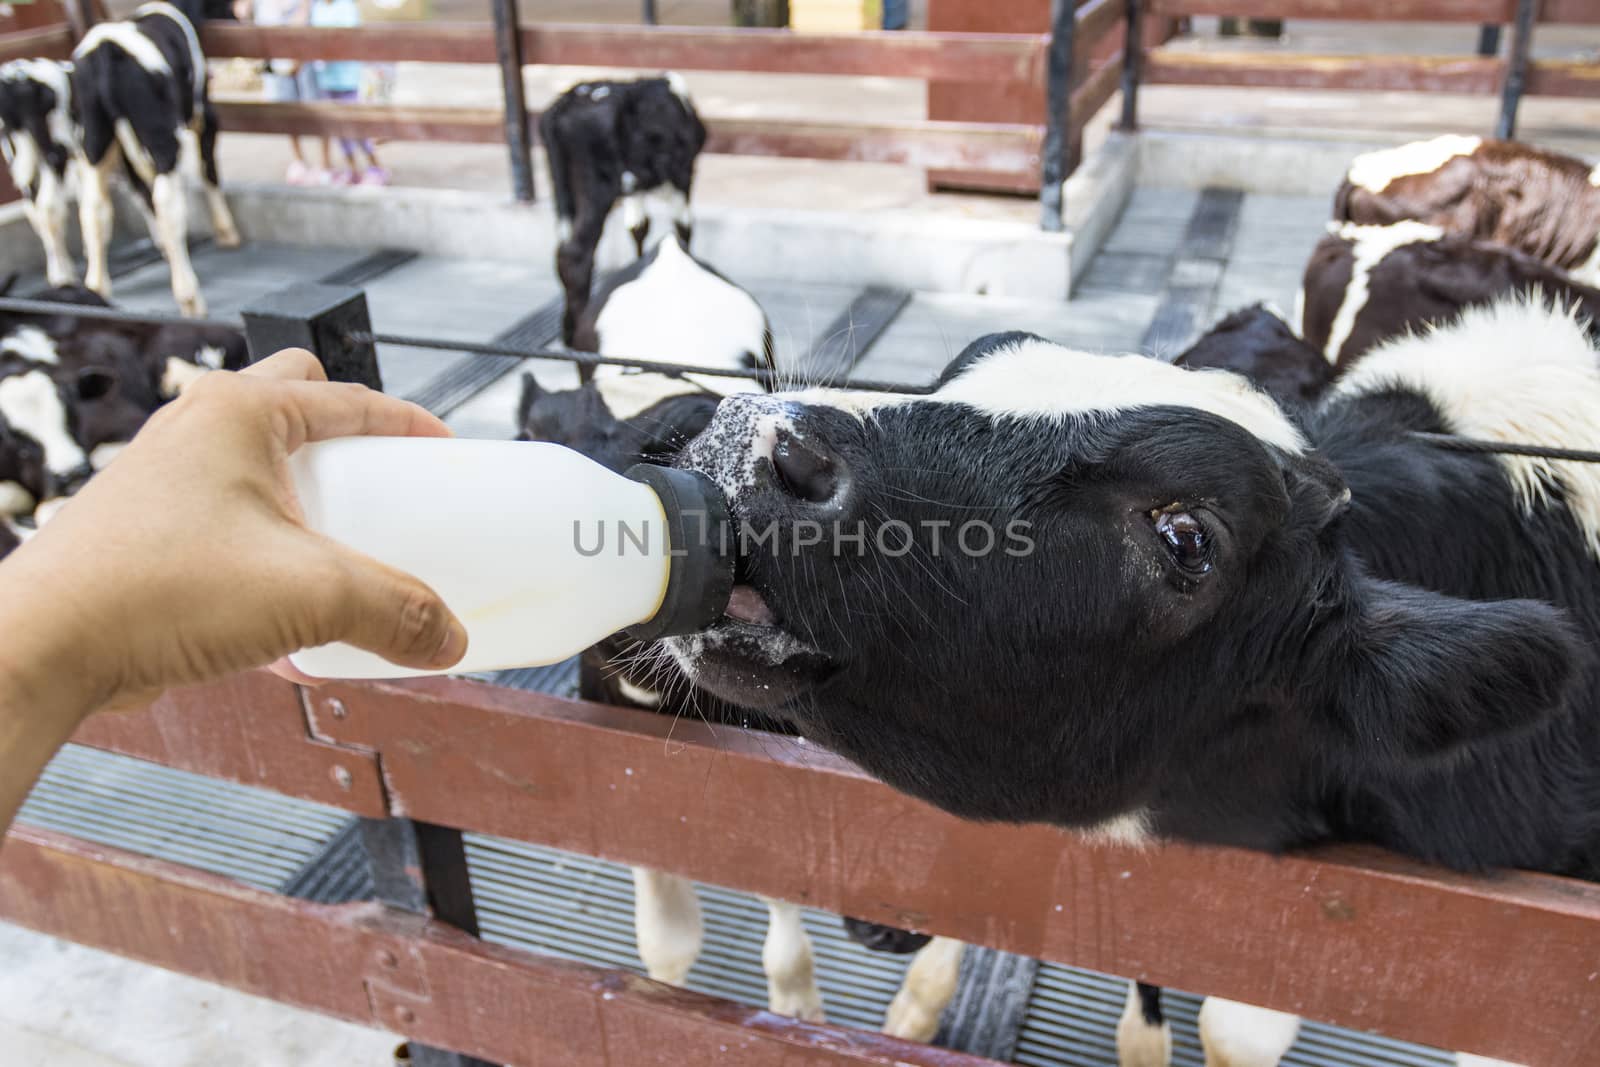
[1326,577,1580,762]
[516,372,540,429]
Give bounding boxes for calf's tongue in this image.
[726,584,776,625]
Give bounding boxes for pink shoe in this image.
[285,159,313,185]
[326,169,355,187]
[359,165,391,187]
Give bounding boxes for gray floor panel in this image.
[114,241,375,319]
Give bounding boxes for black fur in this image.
[1174,305,1334,407]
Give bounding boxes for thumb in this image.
[330,549,469,671]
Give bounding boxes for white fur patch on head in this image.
[1345,134,1483,193]
[1,326,58,364]
[665,71,691,103]
[1197,998,1301,1065]
[195,343,226,370]
[1322,220,1445,362]
[1336,297,1600,555]
[592,236,768,372]
[926,337,1305,454]
[0,369,83,475]
[593,368,706,421]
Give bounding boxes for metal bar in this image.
[63,0,95,40]
[642,0,659,24]
[57,668,1600,1065]
[1476,23,1502,54]
[0,826,1004,1067]
[1496,0,1539,138]
[1039,0,1076,232]
[489,0,535,203]
[200,24,1048,85]
[348,328,941,394]
[1144,50,1504,92]
[0,295,235,331]
[1119,0,1143,129]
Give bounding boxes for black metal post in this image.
[241,282,383,389]
[490,0,536,203]
[1039,0,1076,233]
[642,0,658,24]
[359,817,494,1067]
[1496,0,1539,140]
[1118,0,1144,131]
[64,0,96,40]
[1477,23,1502,56]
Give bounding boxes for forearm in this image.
[0,550,106,840]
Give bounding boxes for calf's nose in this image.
[771,429,839,503]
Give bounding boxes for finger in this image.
[267,657,326,686]
[279,380,451,452]
[241,348,327,382]
[328,549,468,671]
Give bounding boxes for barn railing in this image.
[1,285,1599,1065]
[0,2,1129,229]
[1121,0,1600,139]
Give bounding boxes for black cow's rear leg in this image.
[669,179,692,247]
[1117,981,1172,1067]
[556,199,611,347]
[197,103,241,248]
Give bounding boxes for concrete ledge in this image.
[220,181,1076,301]
[1135,130,1386,197]
[1064,131,1138,292]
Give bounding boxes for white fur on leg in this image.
[204,182,241,248]
[78,157,115,298]
[631,867,702,986]
[1117,981,1172,1067]
[761,897,825,1022]
[151,170,204,317]
[1198,997,1301,1067]
[882,936,964,1042]
[26,168,76,287]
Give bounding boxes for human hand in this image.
[0,349,468,718]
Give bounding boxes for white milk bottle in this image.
[286,438,733,679]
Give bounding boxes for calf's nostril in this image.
[771,431,837,503]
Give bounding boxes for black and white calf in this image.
[1298,220,1600,367]
[665,299,1600,1065]
[539,75,706,345]
[0,59,79,288]
[72,0,241,317]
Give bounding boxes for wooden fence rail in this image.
[32,669,1600,1067]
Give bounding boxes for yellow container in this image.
[789,0,882,32]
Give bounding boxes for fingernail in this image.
[431,618,469,668]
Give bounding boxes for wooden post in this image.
[1496,0,1538,140]
[489,0,536,203]
[241,282,383,389]
[1039,0,1075,232]
[1119,0,1143,131]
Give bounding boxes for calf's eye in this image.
[1153,508,1212,574]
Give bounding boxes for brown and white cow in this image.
[1334,135,1600,285]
